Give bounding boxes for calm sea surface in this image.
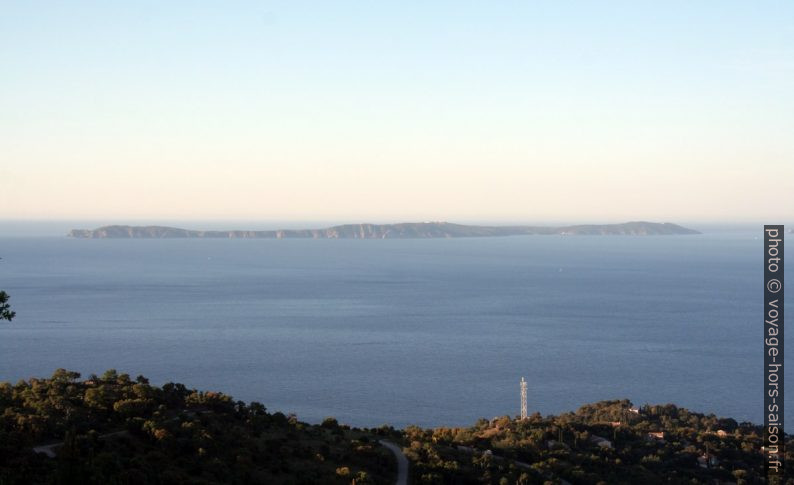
[0,231,787,428]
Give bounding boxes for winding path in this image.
[33,430,129,458]
[379,440,409,485]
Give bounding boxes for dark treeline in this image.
[0,371,788,484]
[0,370,394,484]
[401,399,789,484]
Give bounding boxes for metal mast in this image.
[520,377,527,420]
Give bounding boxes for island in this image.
[68,221,700,239]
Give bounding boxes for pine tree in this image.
[0,291,14,321]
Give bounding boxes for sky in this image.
[1,1,793,223]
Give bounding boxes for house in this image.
[609,421,621,427]
[716,429,728,438]
[629,407,640,414]
[589,435,613,449]
[647,431,665,440]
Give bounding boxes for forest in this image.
[0,369,788,484]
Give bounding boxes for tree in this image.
[0,290,15,321]
[51,369,81,383]
[321,417,339,429]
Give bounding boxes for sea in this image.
[0,223,789,429]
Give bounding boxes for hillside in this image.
[67,221,700,239]
[0,370,783,484]
[0,370,394,484]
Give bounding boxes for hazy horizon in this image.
[0,4,789,481]
[0,218,782,238]
[2,1,792,221]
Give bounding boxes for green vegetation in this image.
[398,399,790,484]
[0,291,14,322]
[0,372,786,484]
[0,370,395,484]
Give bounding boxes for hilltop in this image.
[67,221,700,239]
[0,370,780,484]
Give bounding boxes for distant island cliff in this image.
[68,221,700,239]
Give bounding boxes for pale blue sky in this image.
[1,1,792,222]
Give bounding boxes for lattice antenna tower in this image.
[520,377,528,420]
